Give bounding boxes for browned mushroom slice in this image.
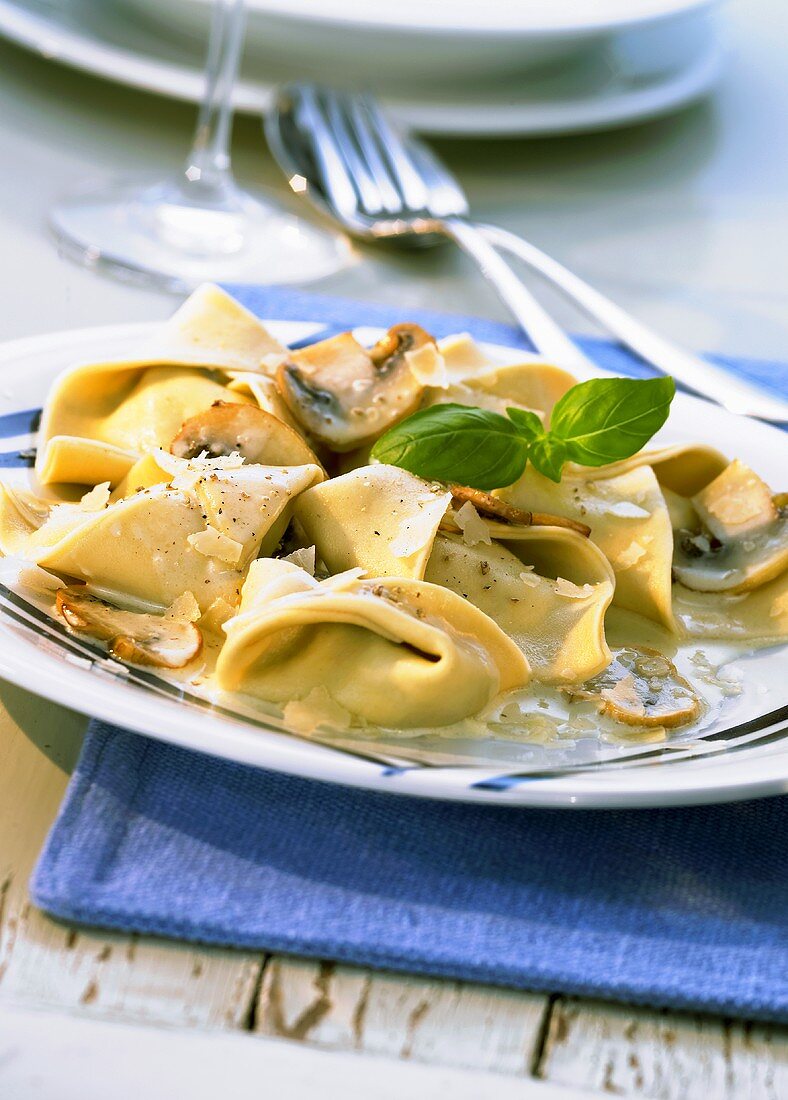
[276,324,431,451]
[56,588,202,669]
[171,401,322,470]
[673,460,788,593]
[444,484,591,537]
[565,647,701,728]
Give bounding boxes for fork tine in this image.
[359,93,431,213]
[318,89,387,218]
[340,93,403,216]
[287,83,361,224]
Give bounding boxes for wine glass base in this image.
[50,173,355,294]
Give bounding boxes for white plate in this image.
[122,0,717,86]
[223,0,716,35]
[1,320,786,809]
[0,0,726,136]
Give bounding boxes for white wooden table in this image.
[1,1,787,1095]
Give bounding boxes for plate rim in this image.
[161,0,719,39]
[0,0,725,137]
[1,319,788,809]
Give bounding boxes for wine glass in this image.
[49,0,351,291]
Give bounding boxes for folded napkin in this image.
[31,288,788,1023]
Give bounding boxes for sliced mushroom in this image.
[276,324,431,451]
[443,484,591,537]
[171,401,322,470]
[672,460,788,593]
[56,587,202,669]
[565,647,701,728]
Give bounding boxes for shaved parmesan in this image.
[694,459,776,538]
[518,568,541,588]
[554,577,595,599]
[390,491,452,558]
[454,502,492,547]
[616,541,647,570]
[187,525,244,565]
[436,333,491,377]
[165,591,202,623]
[154,448,246,481]
[79,482,111,511]
[604,501,650,519]
[282,546,317,576]
[201,596,240,633]
[406,343,450,388]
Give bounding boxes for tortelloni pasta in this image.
[294,465,615,684]
[36,284,290,487]
[217,559,529,729]
[498,445,788,644]
[435,334,577,416]
[2,457,323,613]
[3,285,784,741]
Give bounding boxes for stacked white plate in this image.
[0,0,725,135]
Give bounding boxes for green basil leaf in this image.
[548,375,676,467]
[505,406,544,441]
[370,404,530,491]
[527,436,568,483]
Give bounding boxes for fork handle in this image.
[440,217,599,378]
[479,222,788,426]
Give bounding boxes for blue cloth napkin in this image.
[31,288,788,1023]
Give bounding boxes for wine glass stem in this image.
[182,0,247,203]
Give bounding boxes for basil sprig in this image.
[370,375,675,488]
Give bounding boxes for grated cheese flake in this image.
[616,541,647,570]
[406,343,450,388]
[79,482,111,511]
[154,448,246,484]
[436,333,491,377]
[201,596,239,633]
[554,577,595,599]
[604,501,650,519]
[454,502,492,547]
[187,525,244,565]
[282,546,317,576]
[165,591,202,622]
[389,490,452,558]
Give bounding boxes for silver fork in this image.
[267,84,599,377]
[267,84,788,424]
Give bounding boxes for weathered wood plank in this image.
[0,1003,591,1100]
[255,955,548,1075]
[538,996,788,1099]
[0,680,262,1029]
